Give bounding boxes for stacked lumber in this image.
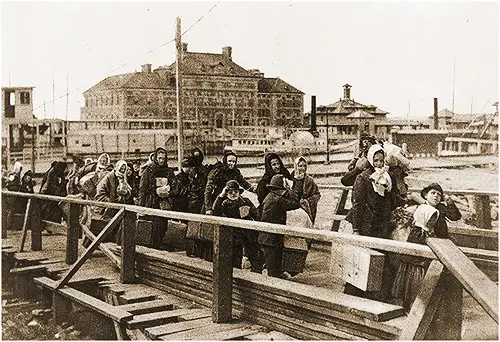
[134,246,405,340]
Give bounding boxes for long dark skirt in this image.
[391,261,427,313]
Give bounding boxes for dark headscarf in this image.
[263,153,292,179]
[222,150,237,166]
[191,148,204,167]
[153,147,168,167]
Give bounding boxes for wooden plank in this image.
[118,299,175,315]
[121,210,137,283]
[34,276,133,323]
[245,330,296,340]
[160,322,251,341]
[10,264,47,274]
[18,199,32,252]
[81,223,121,268]
[427,237,498,323]
[55,208,125,289]
[126,308,194,329]
[117,291,157,305]
[30,199,42,251]
[212,224,233,323]
[66,203,80,264]
[178,309,212,321]
[399,261,445,340]
[427,271,463,340]
[202,325,265,340]
[144,317,213,339]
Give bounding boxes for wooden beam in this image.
[81,224,121,268]
[473,195,492,230]
[30,199,42,251]
[212,224,233,323]
[18,198,33,252]
[35,276,133,323]
[399,261,445,340]
[121,210,137,283]
[331,188,349,232]
[55,208,125,289]
[66,203,80,264]
[427,238,498,323]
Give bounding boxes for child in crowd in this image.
[391,204,439,313]
[213,180,263,273]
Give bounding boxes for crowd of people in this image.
[2,135,462,310]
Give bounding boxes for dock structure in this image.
[2,190,498,340]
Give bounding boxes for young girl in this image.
[212,180,262,273]
[391,204,439,313]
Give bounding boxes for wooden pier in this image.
[1,190,498,340]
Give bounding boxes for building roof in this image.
[307,98,389,116]
[258,78,303,94]
[84,71,173,93]
[161,52,253,77]
[345,109,375,119]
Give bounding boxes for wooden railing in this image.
[2,190,498,339]
[319,184,497,231]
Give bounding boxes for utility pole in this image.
[451,61,456,113]
[175,17,184,171]
[64,73,69,160]
[325,111,330,164]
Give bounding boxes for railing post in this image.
[121,210,137,284]
[212,224,233,323]
[474,195,492,230]
[66,203,80,264]
[30,199,42,251]
[331,189,349,231]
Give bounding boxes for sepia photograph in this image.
[1,1,498,340]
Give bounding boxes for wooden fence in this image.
[2,190,498,340]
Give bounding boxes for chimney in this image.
[222,46,232,60]
[310,95,317,131]
[141,64,152,73]
[433,98,439,129]
[182,43,188,52]
[343,83,351,100]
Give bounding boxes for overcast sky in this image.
[2,1,498,121]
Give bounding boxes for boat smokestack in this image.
[311,95,317,131]
[434,98,439,129]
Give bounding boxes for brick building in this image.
[81,44,304,145]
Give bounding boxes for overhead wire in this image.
[34,1,221,113]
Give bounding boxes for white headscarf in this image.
[367,144,392,196]
[294,156,307,180]
[114,160,127,178]
[413,204,439,233]
[13,161,23,174]
[97,153,110,171]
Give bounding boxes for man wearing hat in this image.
[213,180,262,273]
[258,174,300,278]
[420,183,461,238]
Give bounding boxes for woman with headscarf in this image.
[341,134,378,186]
[204,150,253,215]
[256,153,293,208]
[91,160,133,245]
[40,161,68,223]
[198,150,253,261]
[346,144,394,238]
[258,174,300,278]
[290,156,321,225]
[95,160,132,218]
[344,144,395,301]
[21,170,36,194]
[125,162,139,205]
[4,162,27,230]
[391,204,439,313]
[138,147,176,249]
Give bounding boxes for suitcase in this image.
[136,219,154,247]
[282,236,309,274]
[163,220,187,250]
